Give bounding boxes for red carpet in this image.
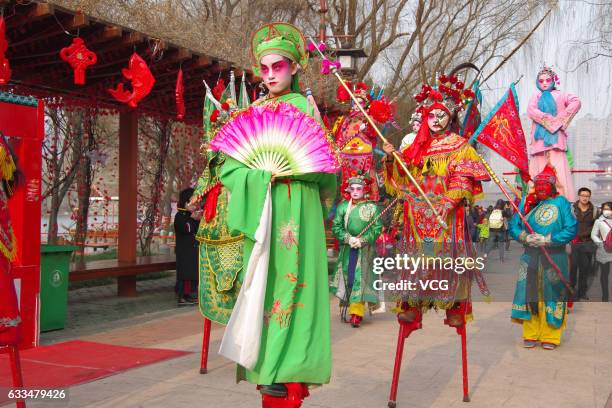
[0,340,191,404]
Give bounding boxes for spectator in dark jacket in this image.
[174,188,201,305]
[571,187,599,300]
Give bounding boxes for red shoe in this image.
[350,314,362,328]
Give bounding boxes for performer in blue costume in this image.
[508,164,577,350]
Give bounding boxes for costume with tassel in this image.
[334,82,394,201]
[191,78,245,325]
[217,23,337,401]
[0,134,19,346]
[384,75,489,311]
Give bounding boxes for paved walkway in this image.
[24,243,612,408]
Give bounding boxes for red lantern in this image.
[60,37,97,85]
[175,68,185,120]
[0,16,10,85]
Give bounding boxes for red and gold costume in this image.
[334,82,382,201]
[0,136,20,346]
[384,130,489,309]
[385,74,490,406]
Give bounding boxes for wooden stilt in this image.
[387,321,407,408]
[9,345,26,408]
[459,325,470,402]
[200,318,211,374]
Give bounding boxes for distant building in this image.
[591,147,612,204]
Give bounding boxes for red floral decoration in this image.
[60,37,97,85]
[336,82,352,103]
[369,98,394,124]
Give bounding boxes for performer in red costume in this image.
[382,74,490,406]
[0,134,25,408]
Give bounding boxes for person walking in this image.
[591,201,612,302]
[477,216,489,254]
[485,199,512,262]
[570,187,598,300]
[174,188,201,306]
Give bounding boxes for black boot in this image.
[259,383,287,397]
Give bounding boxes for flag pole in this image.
[308,38,447,229]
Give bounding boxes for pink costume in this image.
[527,88,581,202]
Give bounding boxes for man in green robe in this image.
[330,174,382,327]
[217,23,337,400]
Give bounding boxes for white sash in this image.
[219,184,272,369]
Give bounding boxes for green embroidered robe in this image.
[194,151,244,324]
[330,199,382,305]
[219,93,337,385]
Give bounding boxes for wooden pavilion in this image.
[3,0,254,297]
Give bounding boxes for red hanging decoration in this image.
[60,37,97,85]
[108,53,155,108]
[0,17,11,85]
[175,68,185,120]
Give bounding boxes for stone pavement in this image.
[21,243,612,408]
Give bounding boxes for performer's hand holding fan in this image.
[210,102,338,176]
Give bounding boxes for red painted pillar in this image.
[0,95,44,349]
[118,111,138,297]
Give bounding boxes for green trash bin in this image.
[40,245,79,332]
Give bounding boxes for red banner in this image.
[470,84,530,181]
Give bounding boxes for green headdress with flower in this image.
[251,22,308,93]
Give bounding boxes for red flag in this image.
[469,83,530,181]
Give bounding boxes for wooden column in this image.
[118,110,138,296]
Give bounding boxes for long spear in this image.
[477,153,573,293]
[308,38,447,230]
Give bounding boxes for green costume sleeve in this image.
[360,205,382,244]
[279,172,337,217]
[219,156,272,241]
[332,201,349,243]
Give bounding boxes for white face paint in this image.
[427,109,450,133]
[260,54,298,97]
[412,120,421,133]
[348,184,365,200]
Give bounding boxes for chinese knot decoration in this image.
[108,53,155,108]
[60,37,97,85]
[0,17,11,85]
[175,68,185,120]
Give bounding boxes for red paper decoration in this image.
[60,37,97,85]
[108,53,155,108]
[175,68,185,120]
[0,17,11,85]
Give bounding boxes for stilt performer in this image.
[381,74,491,407]
[527,65,581,201]
[508,164,577,349]
[189,78,245,374]
[0,134,26,408]
[212,23,338,408]
[329,174,382,328]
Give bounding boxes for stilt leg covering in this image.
[443,302,471,402]
[261,383,309,408]
[444,301,471,334]
[396,302,423,337]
